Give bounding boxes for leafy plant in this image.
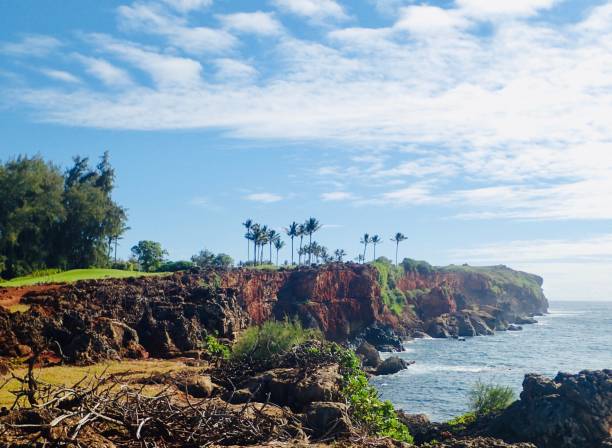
[447,411,476,427]
[204,334,230,360]
[336,347,413,443]
[469,381,515,416]
[231,319,320,362]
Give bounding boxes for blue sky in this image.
[2,0,612,300]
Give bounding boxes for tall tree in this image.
[334,249,346,262]
[390,232,408,266]
[242,219,253,262]
[304,218,322,264]
[371,235,382,261]
[360,233,371,263]
[285,222,299,265]
[131,240,167,272]
[267,229,279,264]
[274,239,285,266]
[297,224,305,266]
[249,224,261,265]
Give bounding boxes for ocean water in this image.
[370,301,612,422]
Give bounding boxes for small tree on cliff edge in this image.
[390,232,408,266]
[131,240,167,272]
[285,221,299,265]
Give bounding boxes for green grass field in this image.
[0,268,168,287]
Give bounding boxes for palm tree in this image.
[259,225,269,265]
[250,224,261,265]
[268,229,279,264]
[285,222,299,265]
[371,235,382,261]
[304,217,322,264]
[242,219,253,262]
[390,232,408,266]
[360,233,371,263]
[297,224,305,265]
[334,249,346,262]
[274,239,285,266]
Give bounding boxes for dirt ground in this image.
[0,284,61,309]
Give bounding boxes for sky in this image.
[1,0,612,300]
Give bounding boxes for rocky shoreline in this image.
[0,262,549,363]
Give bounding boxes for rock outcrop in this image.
[0,262,549,363]
[486,369,612,448]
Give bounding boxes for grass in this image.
[0,268,168,288]
[0,359,199,408]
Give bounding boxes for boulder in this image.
[432,437,536,447]
[507,324,522,331]
[486,369,612,448]
[181,375,214,398]
[514,316,537,325]
[356,341,381,368]
[357,324,404,352]
[304,402,351,439]
[376,356,413,375]
[247,365,342,411]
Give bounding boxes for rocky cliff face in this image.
[0,262,548,363]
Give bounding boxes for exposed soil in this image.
[0,284,62,309]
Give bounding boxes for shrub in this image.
[337,347,413,443]
[111,261,136,271]
[231,319,320,362]
[469,382,515,416]
[157,260,195,272]
[204,334,230,360]
[447,411,476,427]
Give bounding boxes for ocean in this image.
[370,301,612,422]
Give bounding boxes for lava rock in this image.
[356,341,381,367]
[375,356,413,375]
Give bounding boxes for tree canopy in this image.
[0,153,128,278]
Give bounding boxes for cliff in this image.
[0,261,548,363]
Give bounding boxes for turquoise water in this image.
[370,301,612,422]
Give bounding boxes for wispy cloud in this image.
[40,69,81,84]
[73,54,132,87]
[321,191,354,201]
[161,0,213,13]
[218,11,283,36]
[0,35,61,57]
[244,192,284,203]
[272,0,347,22]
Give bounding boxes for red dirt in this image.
[0,284,62,309]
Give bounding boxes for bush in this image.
[111,261,136,271]
[204,334,230,360]
[231,319,320,362]
[469,382,515,416]
[157,260,195,272]
[337,347,413,443]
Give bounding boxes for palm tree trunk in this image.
[363,244,367,263]
[114,238,118,263]
[269,242,272,264]
[253,241,257,265]
[308,234,312,264]
[247,239,250,263]
[299,236,303,265]
[276,249,279,266]
[291,237,294,265]
[395,242,399,266]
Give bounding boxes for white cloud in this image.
[0,35,61,57]
[40,69,81,84]
[244,192,284,203]
[89,34,202,88]
[456,0,557,19]
[218,11,283,36]
[74,54,132,87]
[161,0,212,13]
[214,58,257,81]
[272,0,347,21]
[395,6,471,35]
[321,191,354,201]
[118,3,236,54]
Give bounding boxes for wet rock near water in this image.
[376,356,414,376]
[486,369,612,448]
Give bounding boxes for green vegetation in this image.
[402,258,435,276]
[204,334,230,360]
[157,260,195,272]
[371,257,408,316]
[447,411,477,428]
[442,264,545,300]
[0,268,165,287]
[469,381,515,416]
[131,240,168,272]
[231,319,321,362]
[335,345,413,443]
[191,249,234,269]
[0,153,127,279]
